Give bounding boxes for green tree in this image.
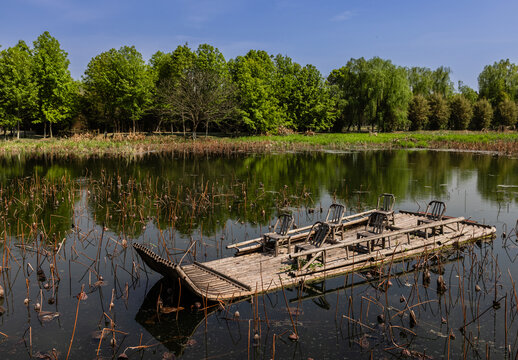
[495,98,518,127]
[0,40,37,138]
[32,31,75,137]
[407,67,434,96]
[428,93,450,130]
[149,45,196,134]
[378,65,411,131]
[431,66,454,98]
[449,94,473,130]
[194,44,229,135]
[273,55,335,131]
[83,46,153,132]
[471,98,493,130]
[292,64,335,131]
[407,66,454,97]
[328,57,410,132]
[478,59,518,106]
[229,50,285,133]
[457,81,478,104]
[408,94,430,130]
[169,66,236,139]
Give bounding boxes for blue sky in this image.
[1,0,517,89]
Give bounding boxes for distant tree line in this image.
[1,32,518,138]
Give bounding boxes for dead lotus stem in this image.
[342,315,375,331]
[278,276,297,337]
[66,284,84,360]
[123,343,159,352]
[390,299,438,320]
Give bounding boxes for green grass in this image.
[0,131,517,158]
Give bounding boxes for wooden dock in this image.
[134,210,495,301]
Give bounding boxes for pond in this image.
[0,150,517,359]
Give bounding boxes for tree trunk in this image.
[17,121,20,139]
[50,123,53,138]
[205,120,208,137]
[44,121,47,138]
[192,117,197,140]
[155,119,162,133]
[182,114,186,138]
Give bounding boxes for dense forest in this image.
[0,31,517,138]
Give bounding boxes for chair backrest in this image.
[424,200,446,221]
[366,212,387,234]
[377,193,395,212]
[274,214,294,236]
[307,221,331,248]
[325,204,345,224]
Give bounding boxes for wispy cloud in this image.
[331,10,355,22]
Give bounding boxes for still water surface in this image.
[0,150,517,359]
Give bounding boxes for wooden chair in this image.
[417,200,446,235]
[325,203,346,242]
[294,221,332,270]
[356,212,389,252]
[263,213,294,256]
[376,193,395,224]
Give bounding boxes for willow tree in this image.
[478,59,518,106]
[407,66,454,98]
[328,57,411,132]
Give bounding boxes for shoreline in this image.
[0,131,517,158]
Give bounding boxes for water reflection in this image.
[0,150,517,359]
[1,151,516,241]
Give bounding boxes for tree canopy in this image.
[83,45,153,132]
[32,31,75,137]
[0,40,36,137]
[1,33,518,136]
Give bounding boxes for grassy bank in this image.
[0,131,517,157]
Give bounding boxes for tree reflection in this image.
[0,151,516,241]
